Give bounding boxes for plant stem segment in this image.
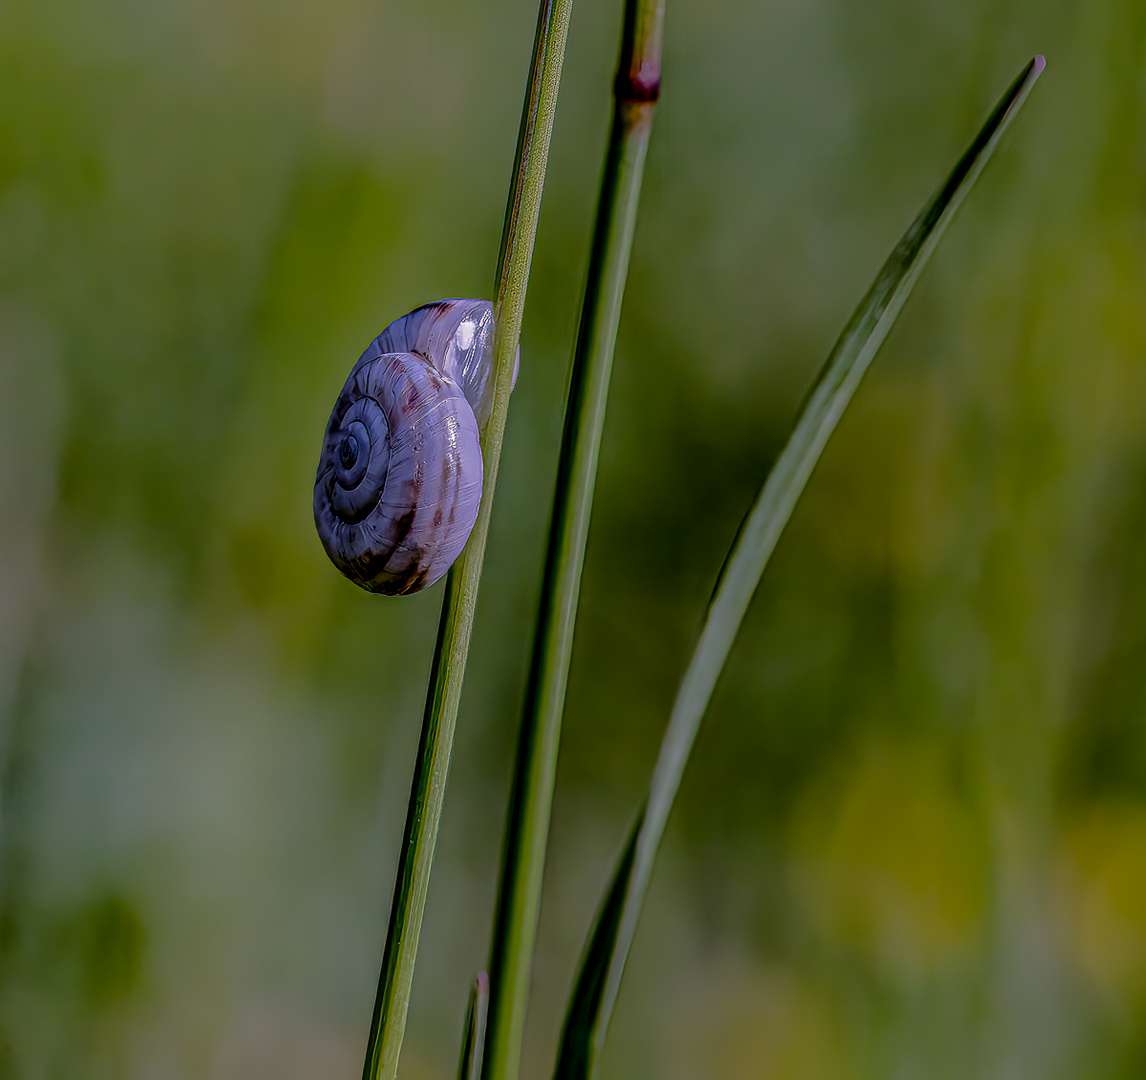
[458,973,491,1080]
[360,4,574,1079]
[481,5,666,1080]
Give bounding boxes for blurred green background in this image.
[2,0,1145,1077]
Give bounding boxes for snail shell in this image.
[313,299,518,595]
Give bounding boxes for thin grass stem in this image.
[481,4,666,1080]
[360,4,575,1078]
[458,973,491,1080]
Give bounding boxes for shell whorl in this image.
[313,299,516,596]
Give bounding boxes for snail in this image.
[313,299,518,595]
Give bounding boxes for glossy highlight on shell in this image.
[314,299,516,595]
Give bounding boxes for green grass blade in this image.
[360,4,575,1079]
[553,813,643,1080]
[553,55,1045,1080]
[458,973,491,1080]
[481,4,665,1080]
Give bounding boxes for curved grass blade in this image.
[360,4,575,1079]
[554,813,642,1080]
[481,2,665,1080]
[554,55,1046,1080]
[458,973,491,1080]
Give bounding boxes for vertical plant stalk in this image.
[481,4,666,1080]
[360,4,575,1079]
[458,973,491,1080]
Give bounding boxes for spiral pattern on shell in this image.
[313,299,516,596]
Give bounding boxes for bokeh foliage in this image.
[1,1,1145,1078]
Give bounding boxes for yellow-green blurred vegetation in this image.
[1,0,1144,1077]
